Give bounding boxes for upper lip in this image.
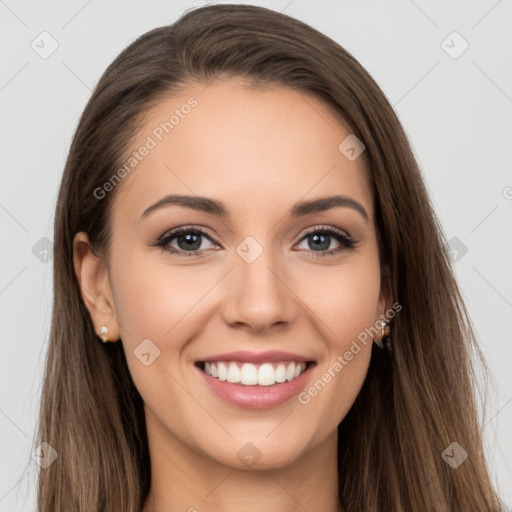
[197,350,315,364]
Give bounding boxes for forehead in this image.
[111,79,373,226]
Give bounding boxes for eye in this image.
[152,225,357,258]
[153,226,218,257]
[295,226,356,258]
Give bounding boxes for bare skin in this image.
[73,78,391,512]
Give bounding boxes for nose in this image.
[221,247,297,333]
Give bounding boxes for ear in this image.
[73,232,120,342]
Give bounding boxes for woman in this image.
[35,4,507,511]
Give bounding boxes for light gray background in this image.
[1,0,511,509]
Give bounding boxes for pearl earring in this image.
[99,325,109,343]
[374,319,392,353]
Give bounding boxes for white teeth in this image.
[226,362,241,383]
[202,361,308,386]
[275,363,287,383]
[240,363,258,385]
[258,363,274,386]
[286,363,295,382]
[217,362,227,381]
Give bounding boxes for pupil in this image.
[310,233,329,251]
[179,233,201,251]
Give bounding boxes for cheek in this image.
[300,257,381,348]
[296,255,380,403]
[109,253,209,408]
[110,247,227,386]
[329,278,380,345]
[112,255,203,345]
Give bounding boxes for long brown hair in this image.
[34,4,506,511]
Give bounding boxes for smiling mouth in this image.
[195,360,315,387]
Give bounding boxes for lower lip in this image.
[196,363,315,409]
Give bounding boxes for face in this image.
[75,79,390,470]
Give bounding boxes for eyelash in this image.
[152,225,357,259]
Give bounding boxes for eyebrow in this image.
[140,194,369,222]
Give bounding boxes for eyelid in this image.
[300,224,352,240]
